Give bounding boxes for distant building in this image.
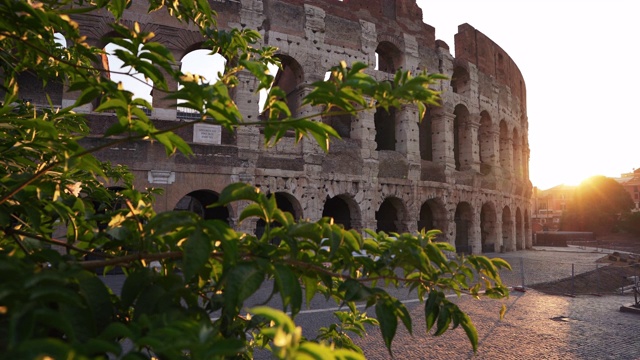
[531,185,575,231]
[615,168,640,212]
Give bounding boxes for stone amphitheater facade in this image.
[45,0,533,253]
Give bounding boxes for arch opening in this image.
[178,49,226,120]
[174,190,229,224]
[322,195,355,230]
[480,203,497,253]
[418,199,448,241]
[419,107,433,161]
[453,104,471,171]
[255,192,301,242]
[103,41,153,108]
[375,107,396,151]
[376,197,405,233]
[454,202,473,254]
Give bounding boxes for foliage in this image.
[620,212,640,237]
[0,0,510,359]
[562,176,634,234]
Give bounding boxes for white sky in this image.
[416,0,639,190]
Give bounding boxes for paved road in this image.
[101,247,640,359]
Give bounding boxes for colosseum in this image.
[36,0,533,254]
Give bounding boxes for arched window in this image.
[178,49,226,120]
[453,104,471,171]
[451,66,470,94]
[262,55,304,118]
[104,41,153,108]
[374,106,396,151]
[174,190,230,224]
[375,41,402,74]
[419,107,433,161]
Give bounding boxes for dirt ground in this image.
[531,231,640,295]
[596,231,640,254]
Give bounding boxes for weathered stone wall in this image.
[22,0,533,253]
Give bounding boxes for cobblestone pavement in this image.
[354,248,640,359]
[101,247,640,359]
[354,290,640,359]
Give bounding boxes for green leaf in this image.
[273,264,302,316]
[424,291,441,332]
[238,203,266,223]
[76,272,114,333]
[74,87,101,107]
[457,309,478,352]
[182,226,213,281]
[121,269,152,308]
[375,299,398,354]
[434,303,451,336]
[250,306,295,332]
[94,99,128,113]
[302,275,318,309]
[216,183,262,205]
[491,257,512,270]
[225,262,264,309]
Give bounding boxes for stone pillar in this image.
[235,70,261,177]
[396,104,420,163]
[486,126,500,171]
[470,210,482,254]
[495,218,504,252]
[464,117,481,172]
[239,0,265,31]
[352,98,377,161]
[525,207,533,249]
[500,131,513,179]
[431,108,456,171]
[507,214,516,252]
[359,20,377,69]
[152,62,180,120]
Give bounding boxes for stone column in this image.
[396,104,420,161]
[431,108,456,172]
[495,218,504,252]
[500,131,513,179]
[352,99,378,161]
[485,126,500,172]
[152,62,180,121]
[463,117,481,172]
[470,210,482,254]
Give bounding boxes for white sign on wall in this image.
[193,123,221,145]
